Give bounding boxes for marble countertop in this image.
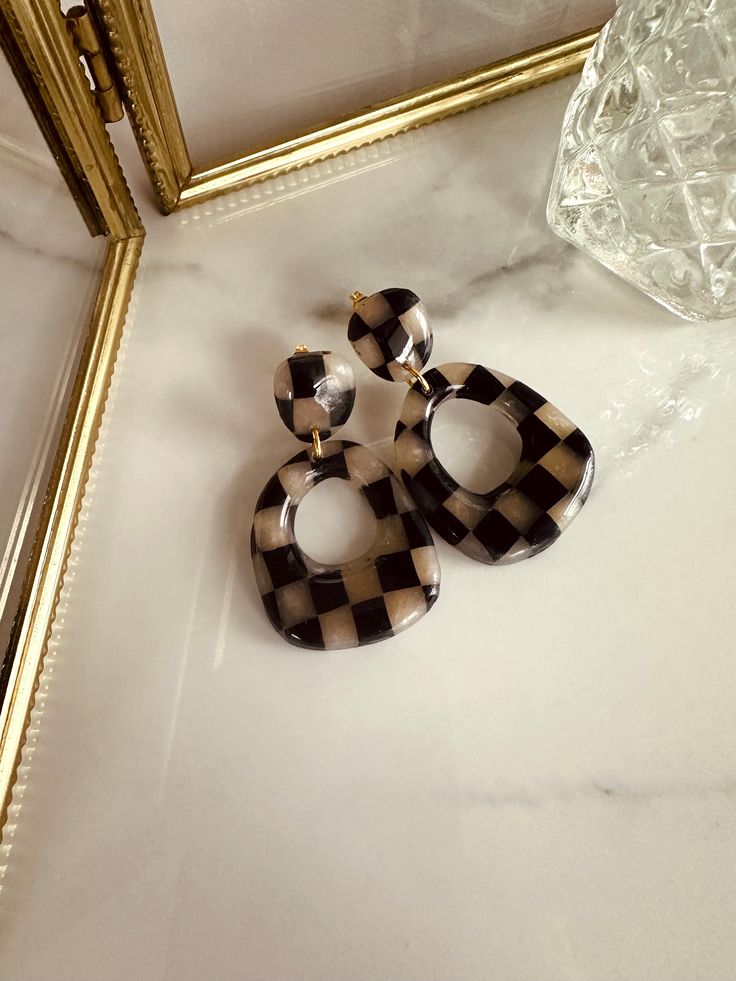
[2,76,735,981]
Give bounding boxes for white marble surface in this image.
[3,76,736,980]
[153,0,614,161]
[0,58,105,642]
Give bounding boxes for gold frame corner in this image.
[91,0,599,213]
[0,0,143,832]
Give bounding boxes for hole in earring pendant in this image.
[432,398,523,495]
[295,477,377,565]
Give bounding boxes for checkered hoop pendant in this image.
[253,345,440,649]
[395,363,595,565]
[252,441,440,650]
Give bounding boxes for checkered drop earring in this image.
[348,288,595,564]
[251,346,441,650]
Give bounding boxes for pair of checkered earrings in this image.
[251,287,595,651]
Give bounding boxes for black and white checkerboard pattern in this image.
[395,362,595,564]
[251,440,441,650]
[274,350,356,442]
[348,288,433,383]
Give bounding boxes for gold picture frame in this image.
[88,0,601,214]
[0,0,142,830]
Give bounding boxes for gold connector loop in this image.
[310,425,322,460]
[294,344,309,354]
[350,291,366,307]
[402,362,431,394]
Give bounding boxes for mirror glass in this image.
[154,0,615,162]
[0,53,106,657]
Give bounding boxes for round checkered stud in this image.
[348,288,432,384]
[274,348,356,445]
[251,441,441,650]
[395,363,595,564]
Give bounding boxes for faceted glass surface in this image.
[547,0,736,321]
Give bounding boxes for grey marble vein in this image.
[463,777,736,810]
[0,226,99,274]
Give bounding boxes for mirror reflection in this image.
[0,53,106,659]
[153,0,615,161]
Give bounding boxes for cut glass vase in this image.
[547,0,736,321]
